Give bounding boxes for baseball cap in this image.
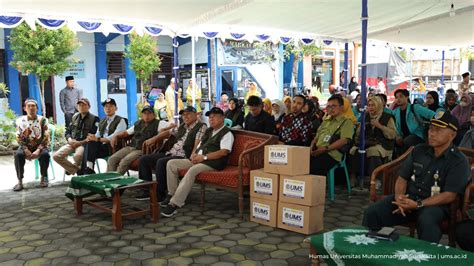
[430,111,458,131]
[205,107,224,116]
[102,98,117,106]
[179,106,197,115]
[141,105,154,113]
[77,98,90,106]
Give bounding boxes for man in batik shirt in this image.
[279,95,314,146]
[14,98,50,191]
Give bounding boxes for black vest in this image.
[130,119,160,149]
[364,112,394,150]
[197,126,232,170]
[165,122,204,158]
[99,115,124,138]
[70,112,98,141]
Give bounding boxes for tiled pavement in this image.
[0,153,449,265]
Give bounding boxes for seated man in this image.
[362,111,470,243]
[54,98,99,176]
[137,106,207,202]
[14,98,50,191]
[279,95,314,146]
[107,106,170,174]
[310,94,354,175]
[244,96,276,135]
[78,98,127,175]
[161,107,234,217]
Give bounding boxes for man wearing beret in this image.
[54,98,99,176]
[78,98,127,175]
[59,76,82,127]
[363,111,470,243]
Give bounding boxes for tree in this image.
[124,32,161,103]
[284,41,322,89]
[9,22,79,115]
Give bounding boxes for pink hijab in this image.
[451,94,472,125]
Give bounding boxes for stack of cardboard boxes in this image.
[250,145,326,234]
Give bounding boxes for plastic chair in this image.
[224,118,233,128]
[35,124,56,182]
[326,153,351,201]
[95,156,109,173]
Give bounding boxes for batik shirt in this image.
[279,112,314,146]
[16,115,49,151]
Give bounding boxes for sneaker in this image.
[159,195,172,207]
[376,180,382,191]
[135,191,150,201]
[161,204,178,217]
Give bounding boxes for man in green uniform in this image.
[363,111,470,243]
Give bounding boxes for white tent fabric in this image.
[0,0,473,47]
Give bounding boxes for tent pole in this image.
[192,36,196,108]
[344,42,349,93]
[441,50,445,84]
[173,37,179,124]
[358,0,368,189]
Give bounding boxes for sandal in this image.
[13,184,23,192]
[40,177,48,188]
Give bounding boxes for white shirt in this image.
[196,125,234,155]
[126,120,170,135]
[95,115,127,140]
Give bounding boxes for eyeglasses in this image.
[326,105,340,109]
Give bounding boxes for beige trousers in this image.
[166,158,214,207]
[53,144,85,174]
[106,146,142,174]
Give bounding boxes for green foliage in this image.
[124,32,161,92]
[461,48,474,60]
[8,22,79,114]
[0,106,17,150]
[0,83,10,96]
[284,41,322,61]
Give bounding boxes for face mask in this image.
[460,102,469,107]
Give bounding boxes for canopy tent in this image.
[0,0,473,47]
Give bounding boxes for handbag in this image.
[328,118,353,154]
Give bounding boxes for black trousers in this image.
[396,134,424,157]
[310,153,338,176]
[81,141,111,171]
[362,195,448,243]
[349,153,383,177]
[138,152,183,201]
[456,220,474,252]
[14,148,50,180]
[64,113,74,128]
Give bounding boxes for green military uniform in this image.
[363,143,470,243]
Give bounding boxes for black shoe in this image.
[135,191,150,201]
[83,167,96,175]
[159,195,172,207]
[161,204,178,217]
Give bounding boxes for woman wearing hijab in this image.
[271,99,286,131]
[348,76,358,93]
[424,91,443,112]
[443,92,458,112]
[352,94,362,122]
[349,96,397,188]
[342,97,358,124]
[283,96,292,115]
[262,98,272,114]
[452,94,472,145]
[224,98,244,128]
[302,100,321,134]
[154,93,167,120]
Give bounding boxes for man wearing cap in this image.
[165,78,177,121]
[13,98,50,191]
[54,98,99,175]
[136,106,207,202]
[78,98,127,175]
[59,76,82,127]
[458,71,473,95]
[107,106,172,174]
[161,107,234,217]
[362,111,470,243]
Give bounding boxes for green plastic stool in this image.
[326,153,351,201]
[35,124,56,182]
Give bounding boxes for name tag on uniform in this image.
[323,135,331,142]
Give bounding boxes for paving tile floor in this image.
[0,155,450,265]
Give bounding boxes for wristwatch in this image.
[203,155,208,161]
[416,199,424,209]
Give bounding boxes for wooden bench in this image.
[177,129,279,219]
